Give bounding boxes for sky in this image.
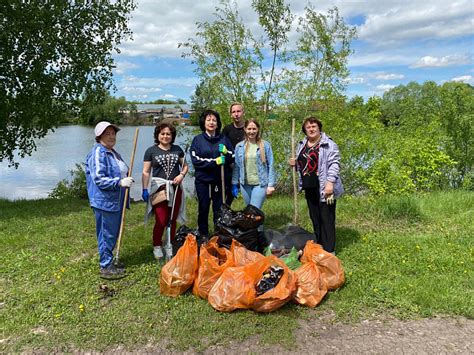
[112,0,474,103]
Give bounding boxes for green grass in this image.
[1,191,473,352]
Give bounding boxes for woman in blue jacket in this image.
[231,119,275,209]
[190,109,233,238]
[85,121,134,279]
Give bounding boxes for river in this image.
[0,125,196,201]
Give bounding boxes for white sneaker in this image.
[153,246,164,260]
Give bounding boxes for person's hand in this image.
[218,144,228,155]
[215,156,226,165]
[324,181,334,197]
[142,189,149,202]
[266,186,275,196]
[173,173,185,185]
[232,184,240,198]
[119,177,134,188]
[288,158,296,166]
[326,194,335,205]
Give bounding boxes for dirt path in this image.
[204,315,473,354]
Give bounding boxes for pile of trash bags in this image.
[160,206,345,312]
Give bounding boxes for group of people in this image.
[85,102,343,279]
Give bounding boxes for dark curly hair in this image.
[199,109,222,134]
[302,116,323,135]
[154,122,177,144]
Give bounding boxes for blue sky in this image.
[112,0,474,103]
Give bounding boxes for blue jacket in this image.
[85,143,128,212]
[190,133,234,183]
[295,133,344,202]
[232,140,276,187]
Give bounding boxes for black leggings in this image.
[304,187,337,253]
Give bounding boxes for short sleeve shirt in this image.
[222,124,245,148]
[143,144,185,180]
[297,143,319,189]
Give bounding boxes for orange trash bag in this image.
[293,261,328,307]
[251,255,297,313]
[192,237,234,299]
[231,239,265,266]
[300,241,345,290]
[160,235,199,297]
[208,264,260,312]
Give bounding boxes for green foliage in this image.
[78,88,130,126]
[1,0,136,167]
[49,163,88,200]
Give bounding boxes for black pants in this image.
[195,179,225,237]
[304,187,337,253]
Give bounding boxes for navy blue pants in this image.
[195,179,225,237]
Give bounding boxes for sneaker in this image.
[100,264,126,280]
[153,246,164,260]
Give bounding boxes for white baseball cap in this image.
[94,121,120,137]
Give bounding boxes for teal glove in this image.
[218,144,228,155]
[216,156,226,165]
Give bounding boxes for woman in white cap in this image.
[85,121,134,279]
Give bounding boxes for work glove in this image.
[142,189,149,202]
[215,156,226,165]
[231,184,240,198]
[218,144,228,155]
[326,194,335,205]
[119,177,134,188]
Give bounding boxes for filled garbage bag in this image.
[262,225,316,254]
[231,239,265,266]
[160,235,199,297]
[251,255,297,313]
[256,265,284,296]
[214,225,260,251]
[300,241,345,290]
[208,265,259,312]
[192,237,234,299]
[293,261,328,307]
[216,204,264,231]
[172,225,207,256]
[280,247,302,270]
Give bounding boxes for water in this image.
[0,125,196,201]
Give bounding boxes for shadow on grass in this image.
[0,197,91,220]
[336,226,361,254]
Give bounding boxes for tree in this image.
[277,5,357,114]
[179,0,261,118]
[1,0,135,167]
[252,0,293,116]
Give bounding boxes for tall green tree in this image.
[252,0,293,116]
[1,0,135,167]
[179,0,261,117]
[277,6,357,114]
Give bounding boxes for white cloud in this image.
[344,77,366,84]
[450,75,473,83]
[113,61,139,74]
[376,84,396,91]
[374,73,404,80]
[162,94,177,99]
[411,54,471,68]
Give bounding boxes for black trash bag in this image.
[214,222,260,251]
[256,265,284,296]
[262,225,316,253]
[172,225,206,256]
[216,204,265,231]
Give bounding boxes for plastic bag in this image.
[256,265,284,295]
[207,265,258,312]
[192,237,234,299]
[300,241,345,290]
[160,235,199,297]
[280,247,302,270]
[251,255,297,313]
[172,225,207,256]
[293,261,328,307]
[216,204,264,231]
[215,226,260,251]
[231,239,265,266]
[262,225,316,253]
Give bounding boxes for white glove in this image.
[326,194,335,205]
[119,177,134,188]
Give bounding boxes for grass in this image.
[1,190,473,352]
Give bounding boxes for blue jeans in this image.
[241,184,267,209]
[93,207,122,268]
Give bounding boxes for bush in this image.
[49,163,88,199]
